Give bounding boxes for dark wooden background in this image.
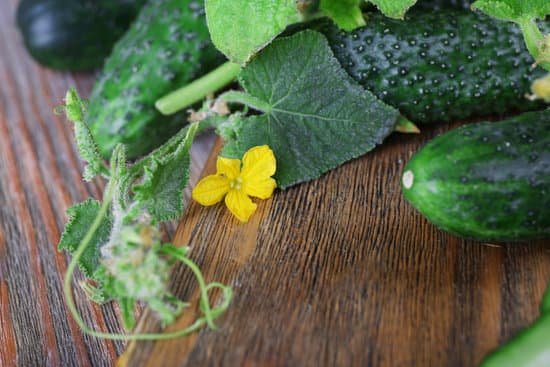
[1,0,549,366]
[0,0,214,365]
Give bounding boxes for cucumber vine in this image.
[59,89,232,339]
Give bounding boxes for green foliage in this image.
[205,0,301,65]
[472,0,550,21]
[368,0,418,19]
[59,199,113,277]
[133,123,199,222]
[219,31,401,189]
[60,89,232,337]
[319,0,365,31]
[63,88,106,181]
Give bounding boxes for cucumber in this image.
[16,0,146,71]
[480,314,550,367]
[414,0,472,10]
[542,284,550,314]
[86,0,223,159]
[401,110,550,242]
[318,11,547,124]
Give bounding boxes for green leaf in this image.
[205,0,301,64]
[63,89,106,181]
[59,199,113,277]
[320,0,366,31]
[472,0,550,21]
[133,123,199,221]
[64,88,86,122]
[368,0,417,19]
[219,31,401,189]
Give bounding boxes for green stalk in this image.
[156,62,241,115]
[519,18,550,71]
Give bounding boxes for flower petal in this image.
[217,156,241,180]
[192,175,229,206]
[240,145,276,182]
[224,190,257,223]
[244,177,277,199]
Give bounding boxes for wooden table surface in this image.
[1,0,550,366]
[0,0,214,365]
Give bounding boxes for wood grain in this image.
[2,0,549,365]
[0,0,215,365]
[120,131,550,367]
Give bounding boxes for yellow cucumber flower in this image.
[192,145,277,222]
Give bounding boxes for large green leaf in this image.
[472,0,550,21]
[368,0,418,19]
[219,31,401,189]
[58,199,113,277]
[205,0,301,64]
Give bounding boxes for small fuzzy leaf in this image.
[320,0,366,31]
[64,88,85,122]
[59,199,113,277]
[205,0,301,64]
[133,124,199,221]
[219,31,401,189]
[368,0,417,19]
[63,88,106,181]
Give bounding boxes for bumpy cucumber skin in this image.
[414,0,472,10]
[319,11,547,124]
[542,285,550,314]
[16,0,145,71]
[401,110,550,242]
[87,0,223,159]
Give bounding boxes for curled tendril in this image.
[63,178,232,340]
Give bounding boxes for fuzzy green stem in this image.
[63,183,232,340]
[519,18,550,71]
[156,62,241,115]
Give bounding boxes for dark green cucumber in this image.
[318,11,547,124]
[16,0,146,71]
[542,284,550,314]
[87,0,223,159]
[401,110,550,242]
[414,0,472,10]
[480,313,550,367]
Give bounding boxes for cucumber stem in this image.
[519,19,550,71]
[395,117,420,134]
[156,62,241,115]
